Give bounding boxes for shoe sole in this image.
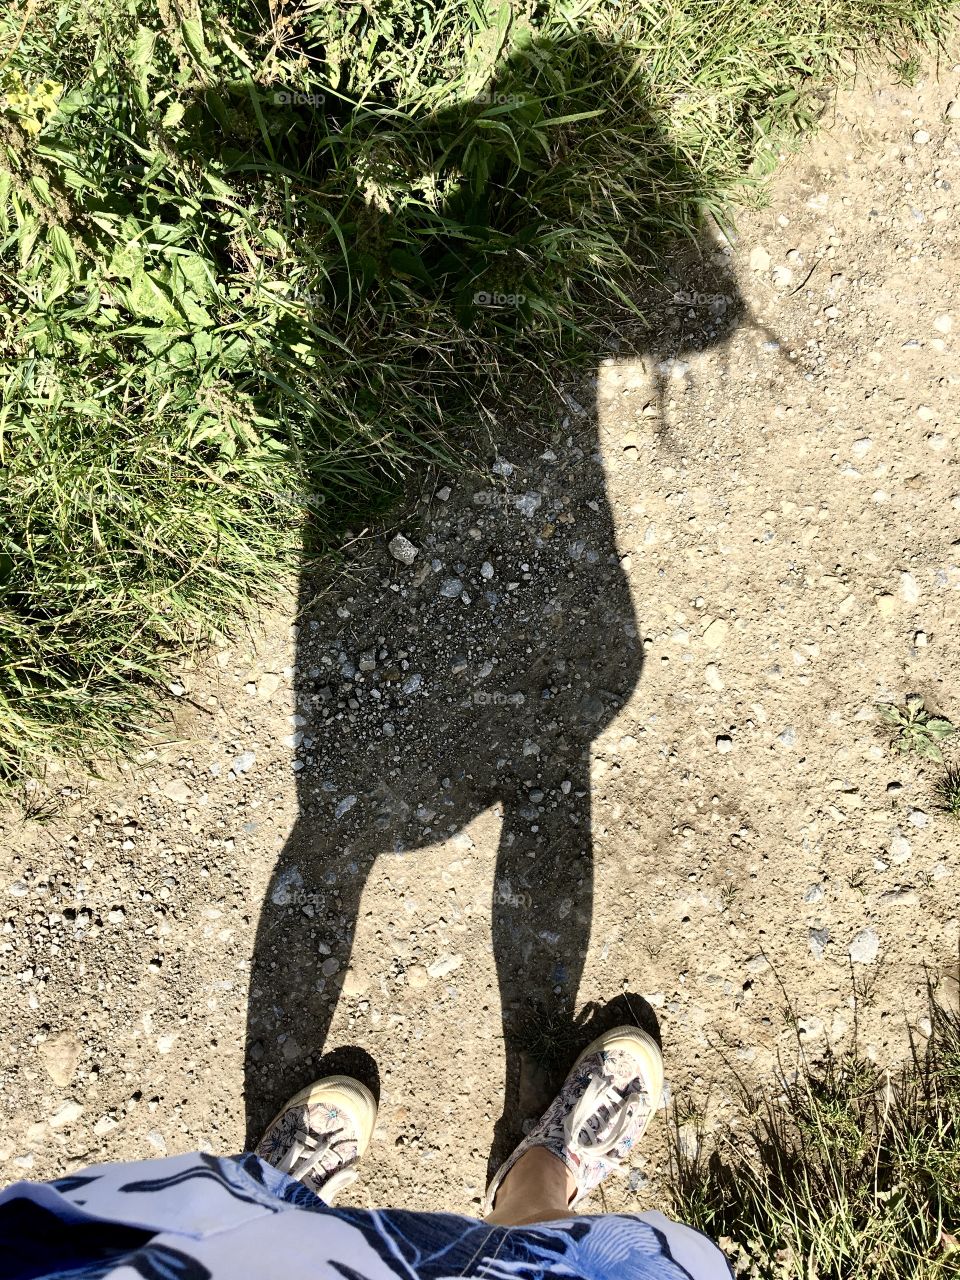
[261,1075,378,1156]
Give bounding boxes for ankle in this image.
[484,1147,576,1225]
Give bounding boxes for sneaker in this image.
[484,1025,663,1213]
[255,1075,377,1204]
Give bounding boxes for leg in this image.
[483,1147,576,1225]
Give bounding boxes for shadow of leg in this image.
[489,750,593,1175]
[244,825,375,1146]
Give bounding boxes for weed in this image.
[878,696,956,764]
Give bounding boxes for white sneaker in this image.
[255,1075,377,1204]
[484,1025,664,1212]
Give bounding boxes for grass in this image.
[936,767,960,820]
[670,997,960,1279]
[2,0,957,784]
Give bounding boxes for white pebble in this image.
[388,534,418,565]
[848,929,880,965]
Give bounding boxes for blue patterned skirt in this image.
[0,1152,730,1280]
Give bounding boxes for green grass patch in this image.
[1,0,956,782]
[671,998,960,1278]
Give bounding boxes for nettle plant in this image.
[878,695,955,763]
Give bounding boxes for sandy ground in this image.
[2,57,959,1222]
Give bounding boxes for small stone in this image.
[875,593,895,616]
[771,266,794,290]
[107,907,125,923]
[402,673,422,695]
[900,572,919,604]
[749,246,771,272]
[427,954,463,979]
[388,534,418,565]
[163,780,190,804]
[258,673,283,700]
[778,726,796,747]
[848,928,880,965]
[914,630,928,647]
[334,795,357,820]
[514,492,543,517]
[715,734,733,754]
[705,664,723,691]
[933,314,953,334]
[320,956,340,978]
[48,1101,83,1130]
[878,888,919,907]
[168,682,185,697]
[281,1036,302,1062]
[230,750,256,776]
[480,561,494,580]
[889,832,911,863]
[808,928,830,959]
[946,100,960,122]
[912,129,930,145]
[93,1115,118,1137]
[851,438,872,458]
[702,618,729,649]
[908,809,928,828]
[804,884,824,904]
[439,578,463,598]
[406,966,428,989]
[436,486,451,502]
[39,1033,82,1088]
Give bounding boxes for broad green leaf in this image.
[161,101,186,129]
[928,719,955,738]
[130,26,158,71]
[48,224,80,278]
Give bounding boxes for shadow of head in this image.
[237,18,750,1150]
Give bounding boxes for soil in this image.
[2,57,959,1221]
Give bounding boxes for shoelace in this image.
[276,1125,358,1202]
[563,1072,645,1167]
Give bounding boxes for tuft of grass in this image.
[936,767,960,820]
[671,1000,960,1279]
[878,696,956,764]
[2,0,958,784]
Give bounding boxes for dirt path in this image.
[2,59,959,1215]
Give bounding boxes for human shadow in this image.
[240,28,753,1167]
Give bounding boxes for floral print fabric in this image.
[0,1152,731,1280]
